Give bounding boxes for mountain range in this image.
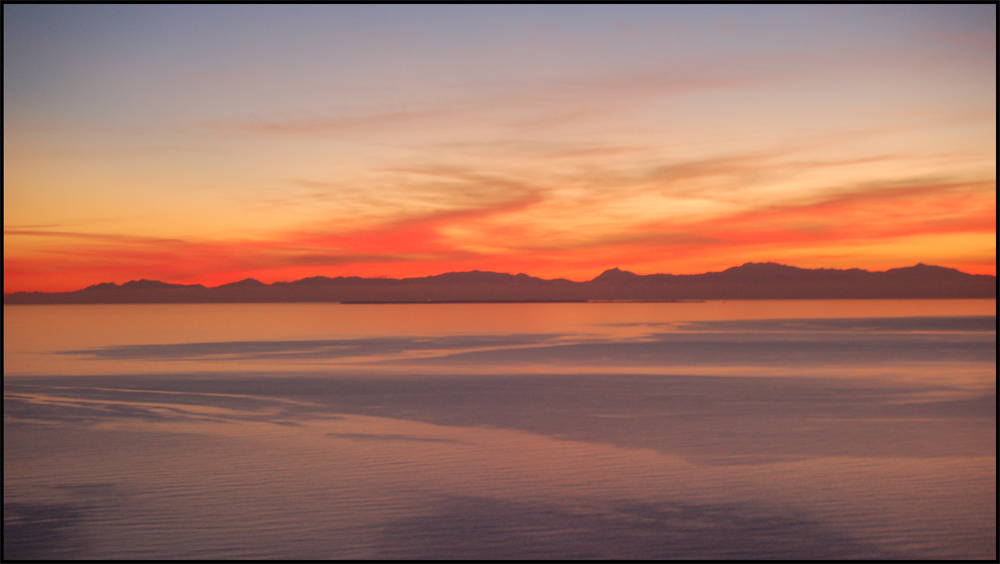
[3,263,995,304]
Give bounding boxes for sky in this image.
[3,5,996,292]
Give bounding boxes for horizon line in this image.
[5,261,995,296]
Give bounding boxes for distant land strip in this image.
[3,263,996,304]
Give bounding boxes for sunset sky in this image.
[4,5,995,292]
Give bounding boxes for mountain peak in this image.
[884,263,968,278]
[730,262,796,271]
[592,267,640,281]
[218,278,266,288]
[717,262,804,278]
[120,279,181,290]
[422,271,540,284]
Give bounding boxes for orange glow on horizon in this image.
[4,6,995,293]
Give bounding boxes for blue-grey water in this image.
[4,301,996,559]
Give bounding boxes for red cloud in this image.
[4,179,995,293]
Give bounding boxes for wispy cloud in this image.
[5,173,993,292]
[205,109,453,137]
[3,6,994,291]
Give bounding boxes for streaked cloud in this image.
[3,5,995,292]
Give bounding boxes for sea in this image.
[3,300,996,559]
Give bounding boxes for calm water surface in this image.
[4,301,996,559]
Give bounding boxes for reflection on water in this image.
[3,301,996,559]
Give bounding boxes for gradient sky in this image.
[4,5,996,292]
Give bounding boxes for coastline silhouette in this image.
[4,262,995,304]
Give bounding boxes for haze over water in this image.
[4,300,995,559]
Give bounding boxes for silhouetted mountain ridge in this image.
[218,278,266,288]
[120,279,205,290]
[593,267,641,282]
[4,263,995,303]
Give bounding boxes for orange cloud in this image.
[4,175,994,293]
